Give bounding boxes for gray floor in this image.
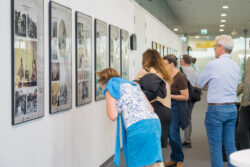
[105,92,228,167]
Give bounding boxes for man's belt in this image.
[208,102,236,106]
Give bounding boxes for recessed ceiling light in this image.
[222,5,229,9]
[220,24,225,27]
[221,20,226,22]
[195,35,200,38]
[221,13,227,17]
[219,29,224,32]
[174,28,178,31]
[240,37,244,39]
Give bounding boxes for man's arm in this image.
[197,63,213,88]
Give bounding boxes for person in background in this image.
[180,54,198,148]
[163,54,189,167]
[191,57,199,72]
[97,68,164,167]
[237,56,250,150]
[135,49,172,164]
[197,35,240,167]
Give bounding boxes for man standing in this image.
[237,56,250,150]
[180,54,198,148]
[197,35,240,167]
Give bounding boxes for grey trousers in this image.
[184,102,195,143]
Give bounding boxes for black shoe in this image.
[182,141,192,148]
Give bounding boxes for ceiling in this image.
[135,0,250,38]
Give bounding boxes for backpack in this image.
[180,67,202,104]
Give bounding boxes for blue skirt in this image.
[114,118,163,167]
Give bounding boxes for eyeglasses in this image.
[213,44,221,49]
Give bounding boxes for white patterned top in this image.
[116,83,159,129]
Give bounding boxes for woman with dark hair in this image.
[135,49,172,163]
[97,67,164,167]
[163,54,189,167]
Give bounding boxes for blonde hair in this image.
[96,68,120,85]
[142,49,172,83]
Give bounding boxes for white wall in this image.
[0,0,181,167]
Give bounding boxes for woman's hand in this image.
[106,91,118,121]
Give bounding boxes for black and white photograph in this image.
[76,11,92,106]
[95,19,108,101]
[49,1,72,113]
[15,10,26,37]
[27,14,37,38]
[12,0,44,124]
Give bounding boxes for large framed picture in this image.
[121,29,129,80]
[109,25,121,73]
[163,45,167,56]
[95,19,108,101]
[75,12,92,106]
[11,0,44,125]
[49,2,72,113]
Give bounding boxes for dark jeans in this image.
[169,100,184,162]
[237,106,250,150]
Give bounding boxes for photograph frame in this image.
[152,41,157,50]
[109,24,121,74]
[120,29,129,80]
[75,11,92,106]
[49,1,72,114]
[11,0,44,125]
[94,19,108,101]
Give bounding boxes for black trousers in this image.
[237,106,250,150]
[151,101,172,148]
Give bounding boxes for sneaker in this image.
[176,162,184,167]
[182,141,192,148]
[164,161,177,167]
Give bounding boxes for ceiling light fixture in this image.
[221,20,226,22]
[222,5,229,9]
[219,29,224,32]
[220,24,225,27]
[221,13,227,17]
[195,35,200,38]
[174,28,178,31]
[231,24,237,35]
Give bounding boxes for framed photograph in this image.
[157,43,161,54]
[75,12,92,106]
[121,29,129,80]
[11,0,44,125]
[152,41,157,50]
[163,45,167,56]
[109,25,121,74]
[95,19,108,101]
[49,2,72,113]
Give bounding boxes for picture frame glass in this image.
[76,12,92,106]
[95,19,108,101]
[109,25,120,74]
[121,30,129,80]
[12,0,44,124]
[49,2,72,113]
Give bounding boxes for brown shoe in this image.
[164,161,177,167]
[176,162,184,167]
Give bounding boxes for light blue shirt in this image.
[197,54,240,103]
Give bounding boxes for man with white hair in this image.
[197,35,240,167]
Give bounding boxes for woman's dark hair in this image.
[163,54,178,67]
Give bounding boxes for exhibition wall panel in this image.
[0,0,182,167]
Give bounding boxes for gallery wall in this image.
[0,0,182,167]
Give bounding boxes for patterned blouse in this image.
[116,83,159,129]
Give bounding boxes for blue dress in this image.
[104,77,163,167]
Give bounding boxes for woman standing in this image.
[97,68,164,167]
[163,54,189,167]
[135,49,172,163]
